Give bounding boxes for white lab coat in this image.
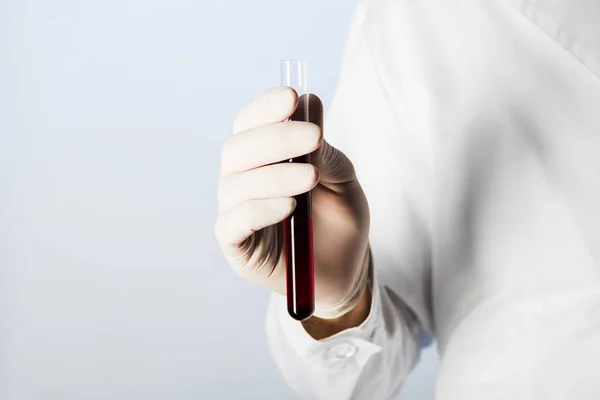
[265,0,600,398]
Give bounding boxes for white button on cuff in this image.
[327,342,358,360]
[309,342,359,370]
[305,337,382,372]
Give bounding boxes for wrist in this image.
[312,244,371,319]
[301,245,373,340]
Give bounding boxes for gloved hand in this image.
[215,86,370,319]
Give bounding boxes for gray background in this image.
[0,0,438,398]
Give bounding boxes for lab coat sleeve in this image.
[265,0,434,398]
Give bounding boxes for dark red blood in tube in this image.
[283,149,315,321]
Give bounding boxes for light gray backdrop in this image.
[0,0,438,398]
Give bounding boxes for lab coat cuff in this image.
[273,269,384,371]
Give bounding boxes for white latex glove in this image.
[215,87,370,318]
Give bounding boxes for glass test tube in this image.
[281,59,315,321]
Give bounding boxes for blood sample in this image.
[281,60,314,321]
